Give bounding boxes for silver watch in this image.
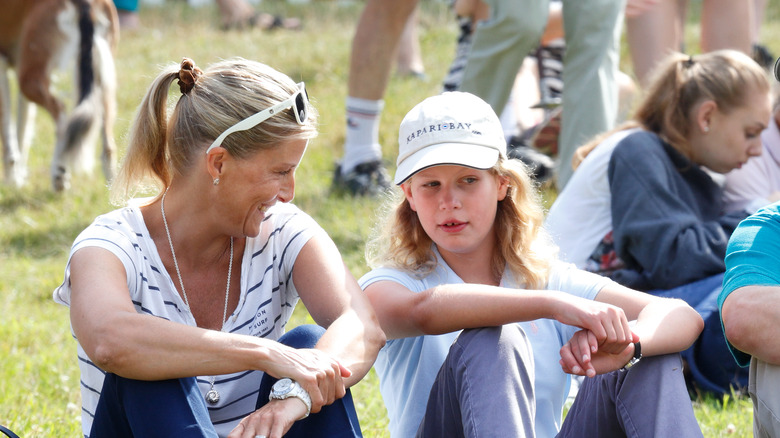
[269,378,312,418]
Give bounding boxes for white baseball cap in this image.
[394,92,507,185]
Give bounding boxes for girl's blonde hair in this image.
[366,158,557,289]
[573,50,770,169]
[110,57,318,204]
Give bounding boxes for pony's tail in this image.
[54,0,114,190]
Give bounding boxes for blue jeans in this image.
[89,325,362,438]
[650,273,748,396]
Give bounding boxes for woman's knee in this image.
[278,324,325,349]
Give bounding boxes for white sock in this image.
[341,97,384,175]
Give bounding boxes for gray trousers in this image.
[560,354,703,438]
[458,0,625,188]
[417,326,702,438]
[417,325,536,437]
[749,358,780,438]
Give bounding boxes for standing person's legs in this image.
[416,325,536,438]
[555,0,623,189]
[459,0,549,118]
[625,0,684,87]
[336,0,419,196]
[700,0,752,54]
[750,358,780,437]
[559,354,703,438]
[396,8,426,78]
[256,325,363,438]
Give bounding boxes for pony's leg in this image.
[16,90,36,185]
[93,22,117,184]
[0,56,23,186]
[18,1,71,191]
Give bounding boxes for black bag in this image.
[0,425,19,438]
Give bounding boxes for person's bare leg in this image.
[396,8,425,77]
[349,0,419,100]
[753,0,766,41]
[625,0,683,87]
[336,0,419,195]
[700,0,752,54]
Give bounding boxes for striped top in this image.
[53,200,322,437]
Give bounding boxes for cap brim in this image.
[394,142,501,185]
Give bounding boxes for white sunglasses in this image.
[206,82,308,154]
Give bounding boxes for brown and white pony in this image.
[0,0,119,191]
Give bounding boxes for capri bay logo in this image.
[406,121,479,144]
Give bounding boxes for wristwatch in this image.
[269,378,312,418]
[621,341,642,371]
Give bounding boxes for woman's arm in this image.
[69,246,357,405]
[364,280,633,346]
[292,234,386,388]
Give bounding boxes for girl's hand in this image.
[262,346,351,413]
[560,329,639,376]
[228,398,307,438]
[552,296,633,350]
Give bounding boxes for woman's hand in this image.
[262,346,351,413]
[228,398,307,438]
[559,329,639,376]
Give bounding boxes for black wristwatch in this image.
[621,341,642,371]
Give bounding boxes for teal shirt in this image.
[720,202,780,366]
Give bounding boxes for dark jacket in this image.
[606,130,748,290]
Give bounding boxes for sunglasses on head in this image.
[206,82,308,154]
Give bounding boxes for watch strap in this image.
[621,341,642,371]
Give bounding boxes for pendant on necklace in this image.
[206,388,220,405]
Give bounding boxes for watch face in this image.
[273,378,293,395]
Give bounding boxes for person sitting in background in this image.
[53,57,384,438]
[361,91,703,437]
[544,50,772,395]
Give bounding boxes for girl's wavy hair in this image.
[573,50,770,169]
[110,57,318,204]
[366,158,557,289]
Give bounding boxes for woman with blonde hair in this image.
[545,49,772,395]
[361,91,703,437]
[54,57,385,438]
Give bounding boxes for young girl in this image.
[545,50,772,395]
[360,91,704,438]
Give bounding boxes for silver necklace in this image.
[161,189,233,405]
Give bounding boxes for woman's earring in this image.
[213,177,220,186]
[703,125,710,133]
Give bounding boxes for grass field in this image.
[1,1,778,436]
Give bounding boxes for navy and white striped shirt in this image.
[53,200,322,437]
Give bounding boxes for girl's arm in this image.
[595,281,704,356]
[559,281,703,376]
[364,280,633,346]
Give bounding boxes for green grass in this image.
[1,1,778,436]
